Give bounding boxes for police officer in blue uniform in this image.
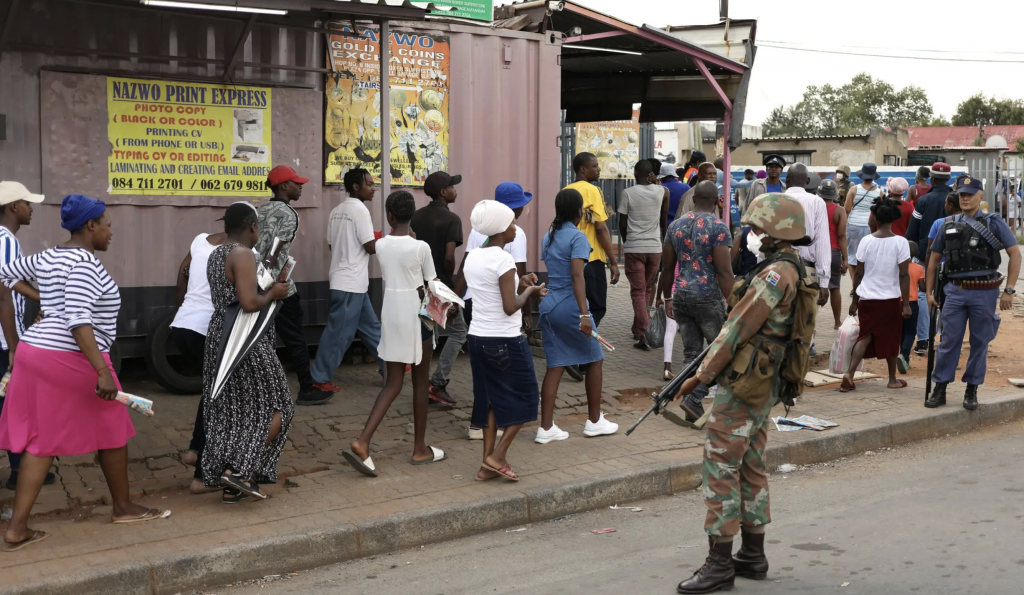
[924,176,1021,409]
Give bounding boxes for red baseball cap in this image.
[930,162,951,178]
[267,165,309,186]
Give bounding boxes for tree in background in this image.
[951,94,1024,126]
[762,73,933,136]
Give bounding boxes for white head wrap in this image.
[470,200,515,237]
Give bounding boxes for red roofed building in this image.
[906,125,1024,152]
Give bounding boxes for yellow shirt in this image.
[565,180,608,263]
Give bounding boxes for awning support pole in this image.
[379,18,391,236]
[723,109,732,228]
[694,58,732,112]
[223,13,256,82]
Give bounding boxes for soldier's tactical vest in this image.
[719,252,819,410]
[942,214,1003,277]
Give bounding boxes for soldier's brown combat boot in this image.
[677,536,735,594]
[732,530,769,580]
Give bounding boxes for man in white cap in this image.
[0,181,49,490]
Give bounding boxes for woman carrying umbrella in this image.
[1,194,167,552]
[201,202,292,503]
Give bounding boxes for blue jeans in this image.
[311,290,383,384]
[900,300,920,360]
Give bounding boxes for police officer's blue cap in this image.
[957,176,984,195]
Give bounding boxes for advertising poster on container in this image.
[107,77,272,196]
[431,0,492,21]
[574,110,641,180]
[325,25,451,188]
[654,129,679,166]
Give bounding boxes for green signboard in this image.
[432,0,492,21]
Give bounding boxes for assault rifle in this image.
[925,262,946,405]
[625,345,711,436]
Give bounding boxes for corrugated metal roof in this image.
[743,134,870,141]
[906,125,1024,149]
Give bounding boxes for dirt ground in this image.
[853,299,1024,389]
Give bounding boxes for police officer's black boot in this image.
[963,384,979,411]
[677,536,735,594]
[732,529,769,580]
[925,382,947,408]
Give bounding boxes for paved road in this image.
[203,419,1024,595]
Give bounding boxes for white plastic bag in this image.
[829,316,864,376]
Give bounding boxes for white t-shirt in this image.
[327,197,375,293]
[855,234,910,301]
[464,246,520,337]
[462,225,526,301]
[171,233,219,336]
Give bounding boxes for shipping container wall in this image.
[0,13,560,352]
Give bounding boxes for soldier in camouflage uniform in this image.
[675,193,808,595]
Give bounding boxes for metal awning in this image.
[496,0,759,227]
[496,1,754,126]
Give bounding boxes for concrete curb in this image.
[5,394,1024,595]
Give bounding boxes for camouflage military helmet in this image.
[741,192,807,241]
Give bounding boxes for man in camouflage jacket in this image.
[675,193,808,595]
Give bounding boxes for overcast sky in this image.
[499,0,1024,128]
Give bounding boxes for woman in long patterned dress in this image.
[201,203,293,503]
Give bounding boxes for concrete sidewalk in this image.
[4,273,1019,595]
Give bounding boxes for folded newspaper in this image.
[419,280,465,330]
[772,415,837,432]
[116,392,155,418]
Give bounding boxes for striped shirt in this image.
[0,247,120,353]
[0,227,25,350]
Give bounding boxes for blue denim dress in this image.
[539,222,605,368]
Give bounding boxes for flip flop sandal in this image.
[411,446,447,466]
[481,462,520,482]
[222,488,250,504]
[896,355,909,374]
[475,466,500,482]
[2,530,49,552]
[112,508,172,524]
[343,450,378,477]
[890,379,909,389]
[220,474,267,500]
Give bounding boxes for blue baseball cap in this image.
[495,181,533,209]
[957,176,983,195]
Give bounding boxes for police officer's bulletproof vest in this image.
[943,214,1003,276]
[723,252,818,410]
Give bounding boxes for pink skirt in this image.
[0,343,135,457]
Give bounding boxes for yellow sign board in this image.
[575,110,641,180]
[107,77,272,196]
[324,26,451,188]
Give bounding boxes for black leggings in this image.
[172,327,207,480]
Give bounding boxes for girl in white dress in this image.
[343,191,446,476]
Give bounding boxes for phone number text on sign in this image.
[106,77,273,197]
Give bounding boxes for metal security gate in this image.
[992,156,1024,239]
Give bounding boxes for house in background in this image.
[729,127,908,167]
[905,125,1024,171]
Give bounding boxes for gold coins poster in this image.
[107,76,272,196]
[325,26,451,188]
[575,110,641,180]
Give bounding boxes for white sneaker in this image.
[468,427,504,440]
[584,413,619,437]
[535,424,570,444]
